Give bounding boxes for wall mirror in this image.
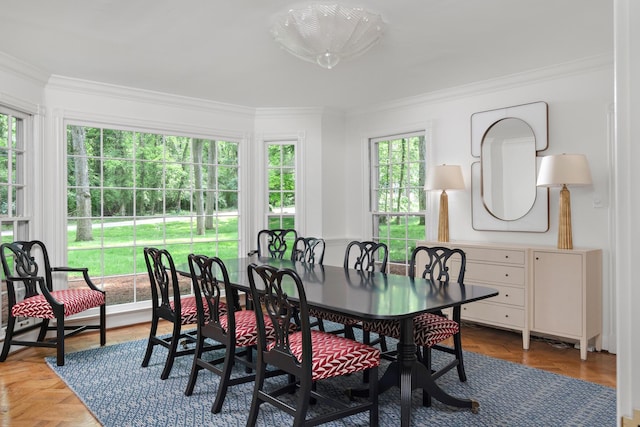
[471,101,549,232]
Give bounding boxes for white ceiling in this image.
[0,0,612,110]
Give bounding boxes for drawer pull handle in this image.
[505,255,509,259]
[505,314,509,318]
[505,294,509,297]
[505,274,509,277]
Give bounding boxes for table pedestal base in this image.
[347,317,479,426]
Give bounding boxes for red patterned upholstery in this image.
[362,312,459,348]
[308,307,359,326]
[220,310,272,347]
[171,297,227,325]
[269,330,380,382]
[11,289,105,319]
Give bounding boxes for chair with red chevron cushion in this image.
[0,240,106,366]
[184,254,290,414]
[362,245,467,406]
[291,236,327,331]
[246,263,380,427]
[339,241,389,350]
[141,247,224,380]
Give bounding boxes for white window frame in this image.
[64,120,242,306]
[0,104,33,337]
[369,130,428,274]
[253,133,303,238]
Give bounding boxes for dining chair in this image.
[291,236,325,265]
[248,228,298,259]
[246,263,380,427]
[245,228,298,311]
[184,254,286,413]
[344,240,389,273]
[362,245,466,406]
[0,240,106,366]
[292,236,327,331]
[341,240,389,350]
[141,247,223,380]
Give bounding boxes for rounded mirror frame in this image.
[470,101,549,232]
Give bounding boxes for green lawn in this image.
[67,215,426,276]
[67,217,240,277]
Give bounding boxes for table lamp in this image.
[536,154,592,249]
[425,164,465,242]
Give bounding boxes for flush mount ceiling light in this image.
[270,3,385,69]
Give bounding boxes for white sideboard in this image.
[417,241,602,360]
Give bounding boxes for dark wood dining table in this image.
[188,256,498,427]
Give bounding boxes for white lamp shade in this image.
[536,154,592,187]
[425,165,465,191]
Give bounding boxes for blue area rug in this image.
[46,332,615,426]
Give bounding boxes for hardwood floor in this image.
[0,321,616,426]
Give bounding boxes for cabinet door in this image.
[532,251,583,337]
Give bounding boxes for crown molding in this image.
[348,54,614,116]
[0,51,49,86]
[46,75,255,118]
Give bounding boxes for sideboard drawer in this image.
[463,261,525,286]
[462,301,525,328]
[460,247,526,265]
[478,284,525,306]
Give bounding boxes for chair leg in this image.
[56,315,65,366]
[0,316,16,362]
[161,322,181,380]
[293,378,312,427]
[369,365,379,427]
[185,335,205,396]
[211,345,236,413]
[453,332,467,382]
[245,345,253,374]
[99,303,106,346]
[422,346,432,407]
[37,318,49,342]
[345,324,356,340]
[246,360,267,427]
[379,335,388,352]
[141,316,159,368]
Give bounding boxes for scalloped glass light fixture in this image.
[270,3,386,69]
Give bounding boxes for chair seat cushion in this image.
[308,307,360,326]
[362,312,459,348]
[270,330,380,382]
[220,310,273,347]
[11,289,105,319]
[172,296,227,325]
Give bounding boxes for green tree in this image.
[69,125,93,241]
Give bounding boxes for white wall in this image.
[342,56,615,352]
[254,107,327,240]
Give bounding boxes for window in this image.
[266,142,296,230]
[66,125,240,306]
[0,106,30,335]
[370,132,426,274]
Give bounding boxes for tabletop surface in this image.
[214,257,498,322]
